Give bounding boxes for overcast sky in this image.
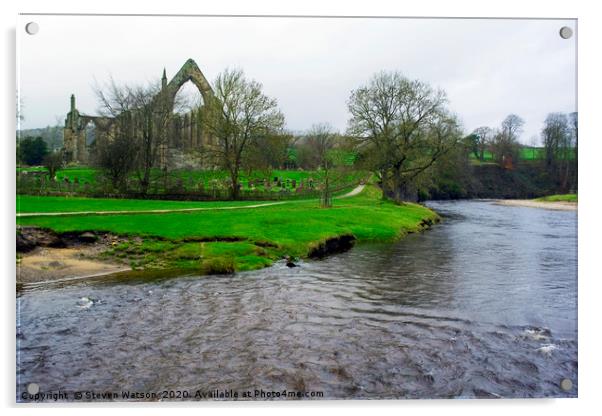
[18,15,576,144]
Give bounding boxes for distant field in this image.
[468,147,545,162]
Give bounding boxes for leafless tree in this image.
[305,123,341,207]
[347,71,461,202]
[202,68,285,200]
[94,134,137,191]
[42,151,64,181]
[489,114,524,165]
[95,78,174,194]
[501,114,525,142]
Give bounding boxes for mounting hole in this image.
[27,383,40,395]
[25,22,39,35]
[560,378,573,391]
[559,26,573,39]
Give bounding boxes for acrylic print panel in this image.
[16,14,577,402]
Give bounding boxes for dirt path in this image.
[494,199,577,211]
[17,185,366,217]
[338,184,365,198]
[16,201,288,218]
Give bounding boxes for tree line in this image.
[469,111,577,193]
[19,68,578,203]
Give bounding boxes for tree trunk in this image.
[391,171,417,202]
[230,170,240,200]
[321,172,332,208]
[379,169,389,200]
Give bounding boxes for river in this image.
[16,200,577,400]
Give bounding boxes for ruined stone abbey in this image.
[63,59,214,167]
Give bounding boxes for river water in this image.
[16,200,577,400]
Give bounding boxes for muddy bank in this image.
[18,247,130,285]
[17,227,131,284]
[495,199,577,211]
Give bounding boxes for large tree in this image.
[347,71,461,201]
[202,69,285,200]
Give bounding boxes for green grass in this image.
[535,194,577,202]
[17,186,438,274]
[16,195,271,213]
[18,166,363,188]
[468,148,546,163]
[520,147,545,160]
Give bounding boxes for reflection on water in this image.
[17,200,577,400]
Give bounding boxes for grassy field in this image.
[17,186,438,274]
[469,148,545,163]
[535,194,577,202]
[16,195,271,213]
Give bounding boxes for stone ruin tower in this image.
[63,59,214,167]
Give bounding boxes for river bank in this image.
[17,200,577,399]
[16,186,439,285]
[495,199,577,211]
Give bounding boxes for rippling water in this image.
[16,200,577,400]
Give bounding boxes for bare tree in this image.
[305,123,340,207]
[347,71,461,202]
[95,78,174,194]
[501,114,525,142]
[202,68,285,200]
[490,114,524,166]
[42,151,64,181]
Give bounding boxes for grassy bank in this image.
[17,186,438,275]
[535,194,577,202]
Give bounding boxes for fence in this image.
[16,172,359,202]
